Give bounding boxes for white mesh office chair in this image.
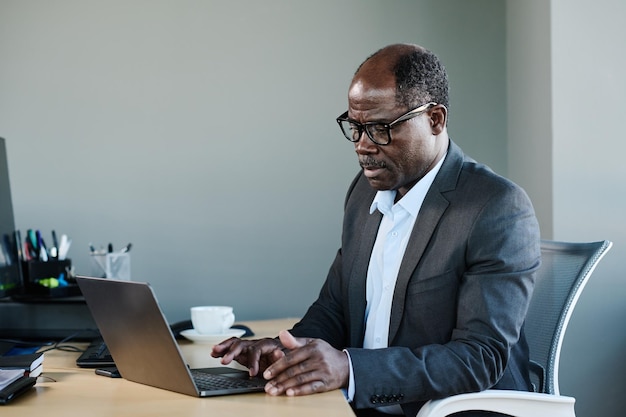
[415,239,613,417]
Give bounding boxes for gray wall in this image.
[0,0,505,322]
[551,1,626,415]
[507,1,626,416]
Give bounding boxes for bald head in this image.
[352,43,449,111]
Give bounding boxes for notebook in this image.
[75,276,266,397]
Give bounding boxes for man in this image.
[212,43,541,417]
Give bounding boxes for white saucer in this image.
[180,328,245,344]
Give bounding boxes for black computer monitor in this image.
[0,137,22,298]
[1,138,98,340]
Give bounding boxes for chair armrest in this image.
[415,390,575,417]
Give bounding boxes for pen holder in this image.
[91,253,131,281]
[21,259,80,297]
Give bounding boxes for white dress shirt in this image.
[345,155,446,413]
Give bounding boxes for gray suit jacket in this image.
[290,141,541,416]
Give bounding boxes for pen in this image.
[120,243,132,253]
[23,240,31,261]
[36,230,49,262]
[16,230,23,261]
[58,234,71,261]
[2,234,12,265]
[51,230,59,259]
[25,230,37,260]
[27,229,38,258]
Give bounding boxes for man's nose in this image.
[354,133,377,154]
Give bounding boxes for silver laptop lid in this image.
[76,276,200,396]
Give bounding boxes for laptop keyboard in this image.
[191,370,266,392]
[76,338,115,367]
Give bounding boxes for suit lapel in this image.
[388,142,464,343]
[388,193,450,342]
[348,208,381,346]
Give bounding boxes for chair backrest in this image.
[525,239,612,395]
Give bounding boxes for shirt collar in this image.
[369,153,447,217]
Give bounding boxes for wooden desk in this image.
[2,319,355,416]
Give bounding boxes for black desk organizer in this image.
[20,259,80,297]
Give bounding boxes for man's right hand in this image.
[211,337,285,377]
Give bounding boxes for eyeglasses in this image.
[336,102,437,146]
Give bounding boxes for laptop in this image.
[75,276,266,397]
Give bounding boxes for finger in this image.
[217,338,250,365]
[265,369,322,396]
[263,343,311,380]
[271,349,286,362]
[264,331,313,378]
[244,339,284,376]
[247,344,262,376]
[278,330,304,350]
[252,348,285,377]
[285,379,326,396]
[210,337,240,358]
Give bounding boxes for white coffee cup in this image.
[190,306,235,334]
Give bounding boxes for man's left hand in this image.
[263,330,349,396]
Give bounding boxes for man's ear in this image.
[429,105,447,135]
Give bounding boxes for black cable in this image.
[39,329,100,353]
[0,338,55,347]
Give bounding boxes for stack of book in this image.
[0,351,42,404]
[0,352,44,378]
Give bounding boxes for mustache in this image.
[359,157,387,169]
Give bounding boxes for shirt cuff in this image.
[342,349,355,402]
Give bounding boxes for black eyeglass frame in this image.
[336,101,437,146]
